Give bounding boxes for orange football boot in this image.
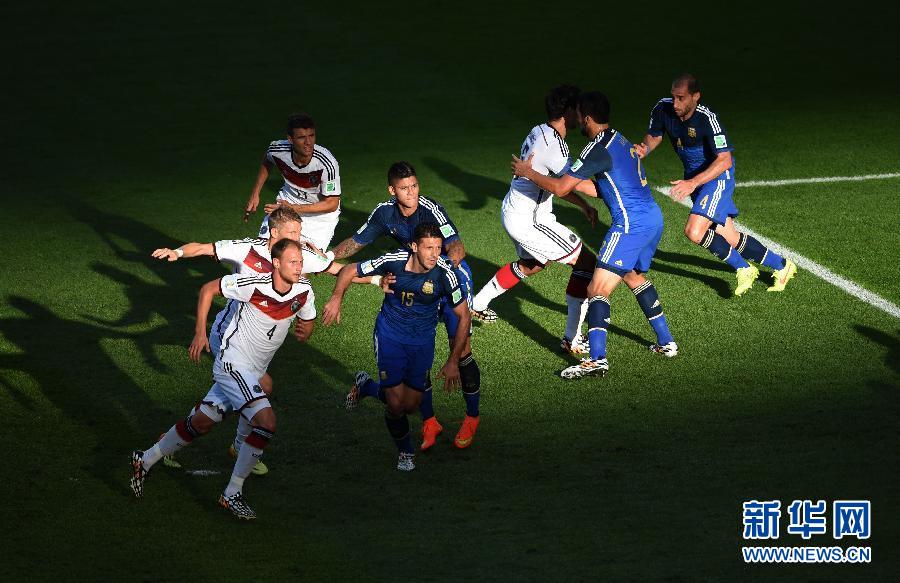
[454,415,480,449]
[420,417,443,451]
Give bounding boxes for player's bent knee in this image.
[623,271,646,289]
[194,403,223,433]
[518,258,544,275]
[684,224,705,244]
[383,386,405,415]
[250,406,276,432]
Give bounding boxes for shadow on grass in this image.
[51,200,356,487]
[422,156,505,211]
[854,325,900,374]
[0,296,171,492]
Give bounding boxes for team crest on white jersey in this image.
[290,299,302,312]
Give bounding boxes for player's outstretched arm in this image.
[151,242,215,262]
[670,151,733,200]
[273,196,340,216]
[245,160,272,222]
[330,237,366,261]
[323,263,358,325]
[189,278,223,363]
[512,154,580,197]
[635,135,663,159]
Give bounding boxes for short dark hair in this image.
[672,73,700,94]
[388,161,417,185]
[545,84,581,120]
[271,238,302,259]
[577,91,610,124]
[413,222,443,243]
[287,113,315,135]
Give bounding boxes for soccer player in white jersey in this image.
[131,239,316,520]
[244,113,342,251]
[150,208,308,475]
[470,86,601,354]
[150,207,373,474]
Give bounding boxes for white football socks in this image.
[233,415,252,453]
[142,425,190,469]
[471,278,504,312]
[563,295,588,341]
[224,443,264,496]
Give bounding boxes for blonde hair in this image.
[268,206,303,231]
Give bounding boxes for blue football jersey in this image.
[647,98,734,179]
[352,195,460,252]
[567,129,661,233]
[357,251,464,345]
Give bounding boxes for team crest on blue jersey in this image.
[688,127,697,138]
[422,280,434,295]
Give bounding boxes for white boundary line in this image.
[654,177,900,319]
[735,173,900,188]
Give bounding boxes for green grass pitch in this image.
[1,2,898,580]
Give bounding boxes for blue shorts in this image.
[439,258,473,340]
[690,171,739,225]
[597,222,664,276]
[373,329,435,391]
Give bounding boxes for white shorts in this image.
[201,360,271,421]
[259,210,339,251]
[501,210,582,265]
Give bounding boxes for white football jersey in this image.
[266,141,341,218]
[213,236,333,276]
[215,238,273,275]
[218,273,316,372]
[503,124,570,215]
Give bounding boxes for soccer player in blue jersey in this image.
[330,162,481,450]
[513,91,677,378]
[323,223,471,470]
[635,74,797,295]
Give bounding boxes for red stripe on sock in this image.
[245,432,269,449]
[174,421,195,442]
[496,263,523,289]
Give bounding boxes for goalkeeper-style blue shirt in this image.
[647,98,734,179]
[357,251,464,345]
